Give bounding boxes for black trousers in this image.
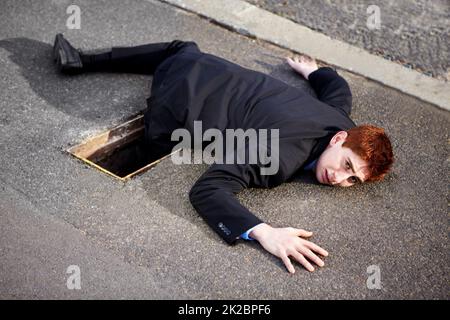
[82,40,200,74]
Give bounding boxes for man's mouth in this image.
[324,169,330,184]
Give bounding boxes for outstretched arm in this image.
[189,163,265,244]
[287,55,353,115]
[189,162,328,273]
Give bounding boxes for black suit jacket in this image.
[144,43,355,244]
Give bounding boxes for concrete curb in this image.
[159,0,450,112]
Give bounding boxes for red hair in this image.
[342,125,394,182]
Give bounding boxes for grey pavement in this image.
[0,0,448,299]
[247,0,450,80]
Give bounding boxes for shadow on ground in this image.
[0,37,149,123]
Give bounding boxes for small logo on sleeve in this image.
[218,222,231,236]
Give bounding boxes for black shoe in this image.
[53,33,83,74]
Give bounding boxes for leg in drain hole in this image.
[53,33,196,160]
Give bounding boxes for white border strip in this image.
[160,0,450,112]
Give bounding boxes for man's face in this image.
[314,131,369,187]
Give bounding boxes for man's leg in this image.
[53,34,200,75]
[80,40,199,74]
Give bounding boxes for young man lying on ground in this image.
[53,34,394,273]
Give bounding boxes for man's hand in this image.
[286,55,319,80]
[250,223,328,274]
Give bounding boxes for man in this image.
[53,34,394,274]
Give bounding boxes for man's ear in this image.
[329,131,348,146]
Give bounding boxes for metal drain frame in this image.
[67,115,180,182]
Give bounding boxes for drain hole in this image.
[92,135,153,177]
[67,115,177,181]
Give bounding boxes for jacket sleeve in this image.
[308,67,353,115]
[188,162,288,245]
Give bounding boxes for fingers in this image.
[281,254,296,274]
[299,247,325,268]
[288,247,325,272]
[286,55,313,63]
[303,240,329,257]
[282,251,315,274]
[298,229,313,238]
[286,56,300,65]
[288,227,313,238]
[288,229,329,257]
[289,250,315,272]
[278,228,329,274]
[286,57,294,66]
[286,57,299,69]
[300,54,314,62]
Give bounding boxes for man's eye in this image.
[349,176,357,184]
[346,161,351,170]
